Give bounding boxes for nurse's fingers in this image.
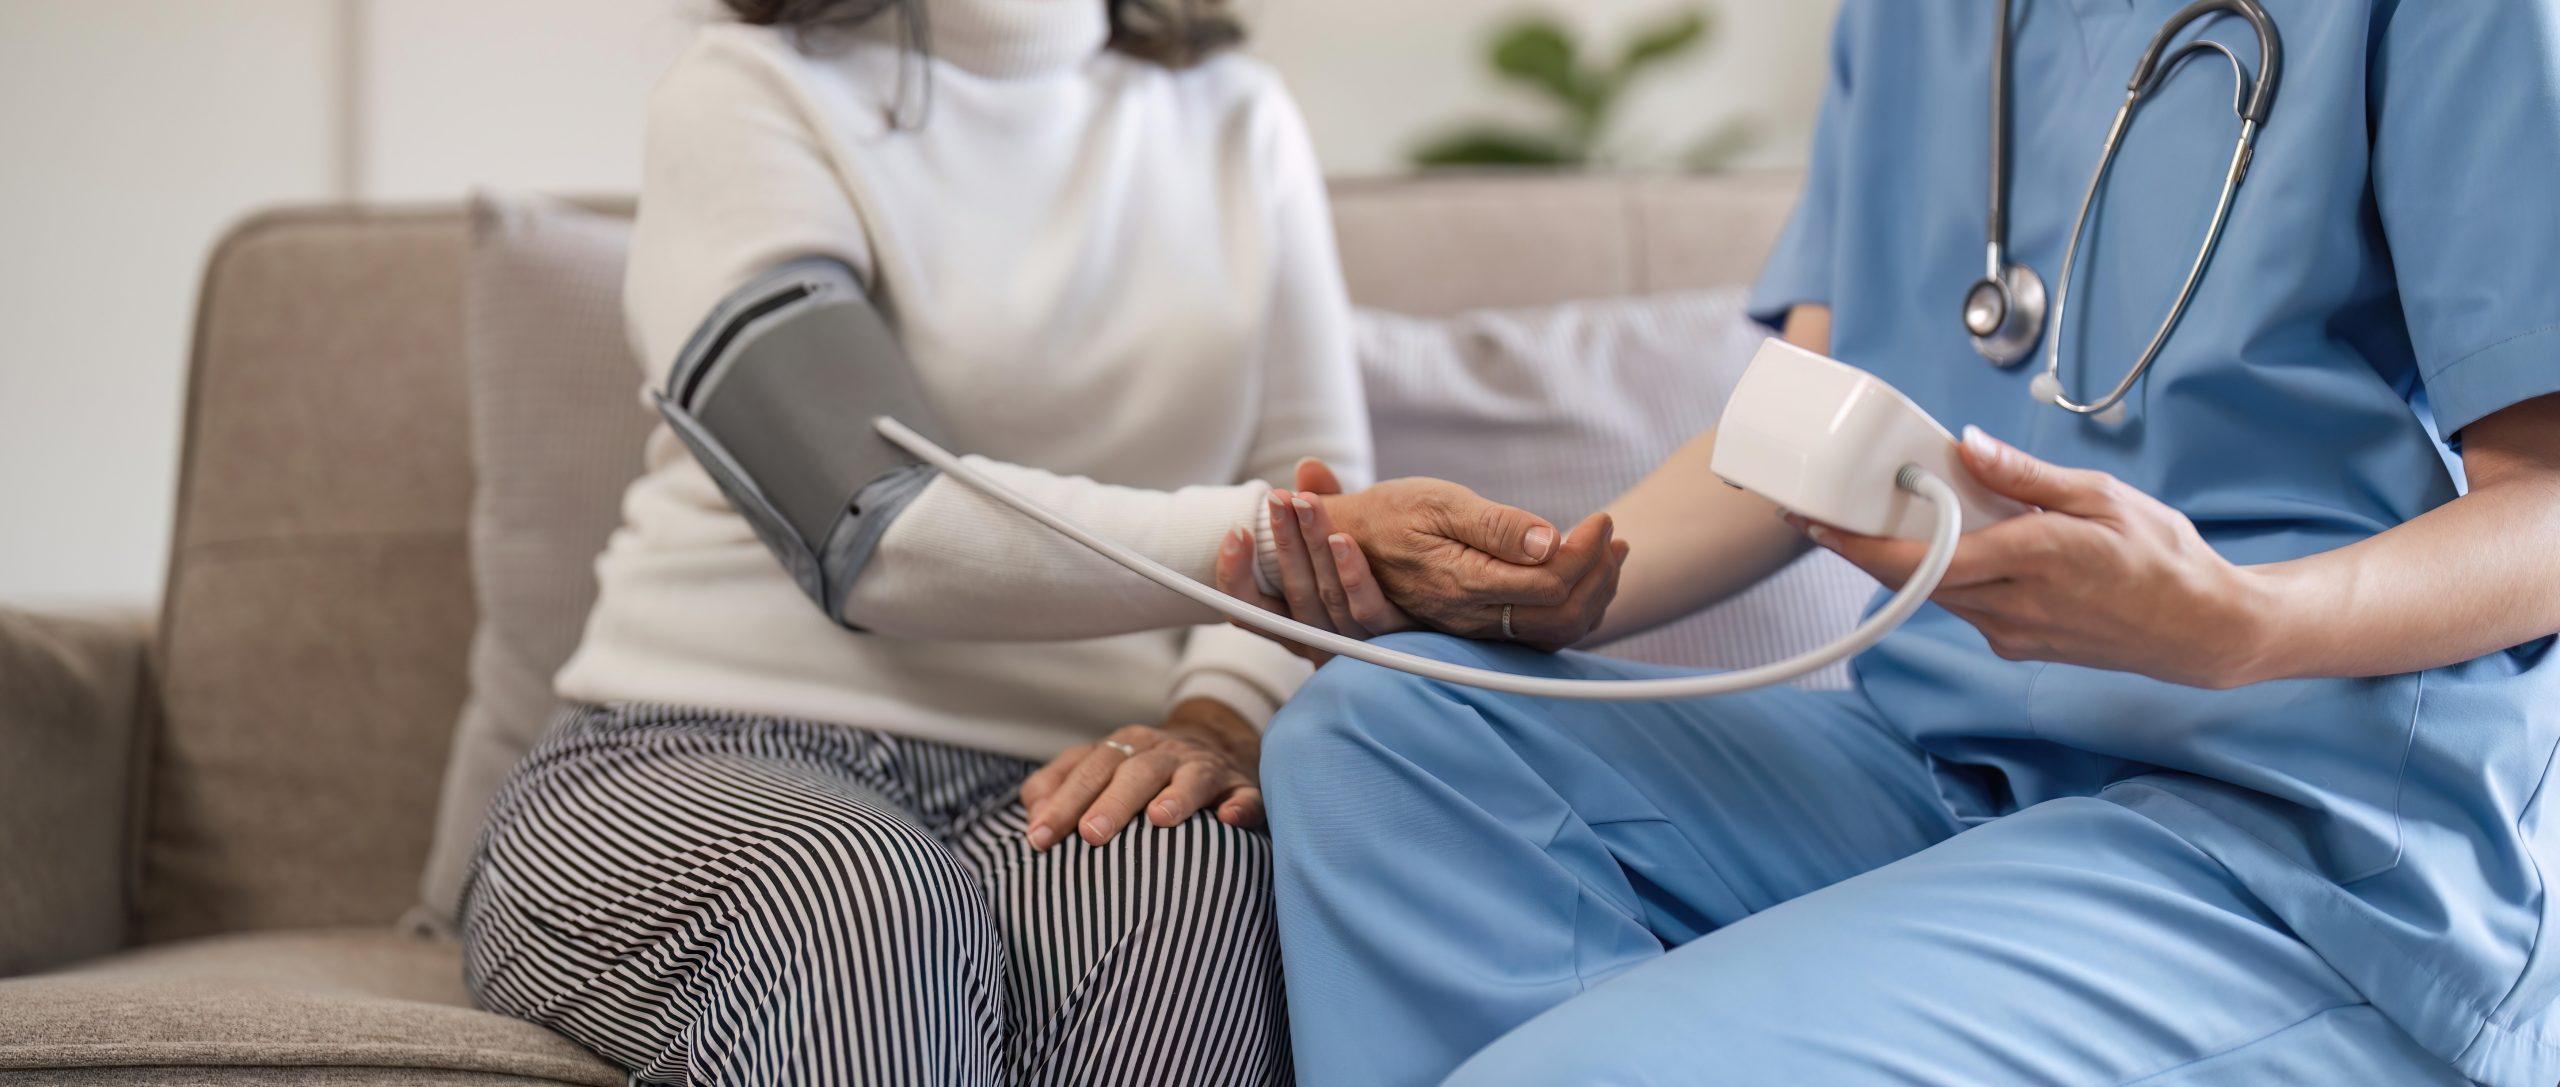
[1294,457,1344,497]
[1325,533,1412,635]
[1790,514,2036,590]
[1288,490,1367,635]
[1215,526,1285,612]
[1957,426,2118,519]
[1267,489,1339,633]
[1217,524,1329,664]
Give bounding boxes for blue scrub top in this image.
[1747,2,2560,1081]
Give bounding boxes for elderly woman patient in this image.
[450,0,1608,1083]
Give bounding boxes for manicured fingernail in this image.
[1292,496,1314,524]
[1805,525,1830,543]
[1329,534,1353,560]
[1082,816,1111,840]
[1524,526,1555,559]
[1028,824,1055,850]
[1962,425,2000,460]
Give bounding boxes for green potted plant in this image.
[1411,5,1756,171]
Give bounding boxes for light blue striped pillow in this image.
[1356,288,1875,687]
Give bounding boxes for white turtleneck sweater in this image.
[552,5,1371,759]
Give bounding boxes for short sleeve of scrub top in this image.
[2369,2,2560,437]
[1746,10,1854,329]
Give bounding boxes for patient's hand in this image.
[1214,460,1629,656]
[1021,697,1263,850]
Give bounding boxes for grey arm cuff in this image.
[821,463,940,621]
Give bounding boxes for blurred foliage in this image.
[1411,5,1757,172]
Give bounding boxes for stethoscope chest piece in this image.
[1965,260,2047,367]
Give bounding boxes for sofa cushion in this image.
[414,194,653,933]
[1359,288,1874,683]
[0,606,150,977]
[147,210,481,943]
[0,928,620,1085]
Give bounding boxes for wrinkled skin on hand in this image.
[1215,460,1630,660]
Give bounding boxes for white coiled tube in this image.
[876,417,1962,700]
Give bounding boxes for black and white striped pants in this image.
[458,704,1290,1086]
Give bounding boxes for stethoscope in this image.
[1962,0,2282,418]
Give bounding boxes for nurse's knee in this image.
[1263,632,1496,795]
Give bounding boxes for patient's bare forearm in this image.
[1585,305,1834,645]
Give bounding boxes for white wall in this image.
[354,0,712,201]
[0,1,339,610]
[0,0,1836,609]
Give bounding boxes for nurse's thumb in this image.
[1294,457,1344,496]
[1959,425,2112,516]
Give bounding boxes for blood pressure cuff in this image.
[653,258,951,630]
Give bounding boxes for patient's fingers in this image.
[1217,786,1266,829]
[1019,745,1080,810]
[1147,761,1232,828]
[1506,535,1629,651]
[1445,511,1615,607]
[1292,491,1366,635]
[1026,741,1128,851]
[1080,750,1180,846]
[1267,490,1337,632]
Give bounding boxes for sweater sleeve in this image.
[1163,76,1370,727]
[630,39,1362,655]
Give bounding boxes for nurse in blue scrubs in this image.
[1217,1,2560,1083]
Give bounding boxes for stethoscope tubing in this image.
[1983,0,2280,415]
[877,416,1966,701]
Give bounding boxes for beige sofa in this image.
[0,173,1798,1085]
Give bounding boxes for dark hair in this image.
[723,0,1242,68]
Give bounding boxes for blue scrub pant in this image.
[1262,634,2466,1086]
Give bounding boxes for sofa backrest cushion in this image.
[410,194,655,932]
[149,210,479,942]
[151,174,1801,939]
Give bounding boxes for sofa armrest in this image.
[0,605,153,977]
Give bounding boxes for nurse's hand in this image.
[1020,697,1263,850]
[1795,425,2276,689]
[1213,460,1628,656]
